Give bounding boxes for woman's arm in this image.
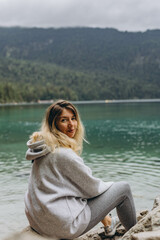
[56,148,113,199]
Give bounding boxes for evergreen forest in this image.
[0,27,160,103]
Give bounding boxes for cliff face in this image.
[3,196,160,240]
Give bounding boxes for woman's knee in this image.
[117,181,132,196]
[120,181,130,189]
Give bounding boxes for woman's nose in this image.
[68,119,73,126]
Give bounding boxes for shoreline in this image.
[0,98,160,107]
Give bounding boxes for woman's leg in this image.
[82,181,136,235]
[101,215,112,226]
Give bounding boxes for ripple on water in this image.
[86,151,160,195]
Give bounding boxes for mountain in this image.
[0,27,160,102]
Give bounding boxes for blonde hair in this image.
[31,100,85,155]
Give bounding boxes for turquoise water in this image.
[0,102,160,238]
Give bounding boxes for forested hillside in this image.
[0,27,160,103]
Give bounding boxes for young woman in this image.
[24,100,137,239]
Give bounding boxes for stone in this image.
[152,196,160,210]
[116,224,126,235]
[3,226,53,240]
[131,230,160,240]
[77,226,122,240]
[121,196,160,240]
[136,210,149,222]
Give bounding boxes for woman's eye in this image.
[61,119,67,122]
[72,117,76,121]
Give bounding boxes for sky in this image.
[0,0,160,32]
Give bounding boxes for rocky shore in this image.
[3,196,160,240]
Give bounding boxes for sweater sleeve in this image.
[56,148,113,199]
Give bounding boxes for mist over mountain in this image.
[0,27,160,102]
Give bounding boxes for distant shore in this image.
[0,99,160,107]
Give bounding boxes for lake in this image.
[0,102,160,238]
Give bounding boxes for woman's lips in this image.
[67,129,76,137]
[68,129,74,133]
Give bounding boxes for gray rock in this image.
[131,230,160,240]
[121,196,160,240]
[152,196,160,210]
[3,226,54,240]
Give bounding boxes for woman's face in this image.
[56,108,78,138]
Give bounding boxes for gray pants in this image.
[82,181,137,235]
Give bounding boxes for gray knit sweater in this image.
[24,140,113,239]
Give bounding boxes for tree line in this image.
[0,27,160,103]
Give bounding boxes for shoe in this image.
[104,216,120,237]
